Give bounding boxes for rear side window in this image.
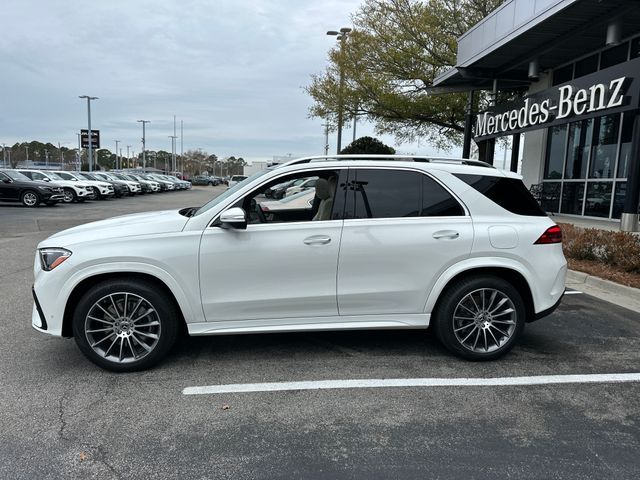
[455,174,546,216]
[345,169,464,219]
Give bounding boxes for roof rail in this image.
[277,154,494,169]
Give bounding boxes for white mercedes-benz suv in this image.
[31,155,567,371]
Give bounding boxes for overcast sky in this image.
[0,0,460,162]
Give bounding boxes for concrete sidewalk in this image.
[566,270,640,313]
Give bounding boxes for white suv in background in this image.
[52,170,115,199]
[31,155,567,371]
[17,169,93,203]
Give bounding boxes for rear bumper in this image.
[531,291,564,322]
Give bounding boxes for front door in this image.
[199,168,346,324]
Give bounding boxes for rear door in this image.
[337,167,474,316]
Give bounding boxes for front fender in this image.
[62,261,203,325]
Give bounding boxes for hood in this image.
[39,209,190,248]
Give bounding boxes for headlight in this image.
[39,248,72,271]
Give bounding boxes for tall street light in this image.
[327,27,351,154]
[114,139,120,169]
[168,135,177,173]
[79,95,98,171]
[137,120,150,170]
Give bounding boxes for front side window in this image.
[237,169,343,224]
[344,169,464,219]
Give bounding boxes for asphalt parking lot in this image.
[1,186,639,480]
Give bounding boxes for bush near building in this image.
[559,223,640,289]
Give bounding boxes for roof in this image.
[433,0,640,91]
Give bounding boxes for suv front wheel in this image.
[434,275,525,360]
[72,279,178,372]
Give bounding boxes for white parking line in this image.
[564,291,583,295]
[182,373,640,395]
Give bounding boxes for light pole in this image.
[1,143,5,167]
[326,27,351,154]
[168,135,177,172]
[114,140,120,169]
[321,123,330,155]
[137,120,150,170]
[79,95,98,171]
[25,145,29,162]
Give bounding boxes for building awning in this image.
[433,0,640,92]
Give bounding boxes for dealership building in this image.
[434,0,640,231]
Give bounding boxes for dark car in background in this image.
[191,175,219,186]
[0,169,65,207]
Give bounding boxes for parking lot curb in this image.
[567,269,640,313]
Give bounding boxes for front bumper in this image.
[31,286,48,330]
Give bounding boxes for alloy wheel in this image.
[63,190,74,203]
[452,288,517,353]
[84,292,161,364]
[23,192,38,206]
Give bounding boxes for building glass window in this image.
[552,64,573,86]
[560,183,585,215]
[631,37,640,59]
[544,125,567,179]
[584,183,613,217]
[618,111,635,178]
[612,182,626,219]
[541,182,561,213]
[574,54,599,78]
[564,119,592,179]
[600,42,629,69]
[589,115,619,179]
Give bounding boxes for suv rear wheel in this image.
[434,275,525,360]
[72,279,179,372]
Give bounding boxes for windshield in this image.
[194,169,271,216]
[278,188,315,203]
[46,172,63,181]
[2,170,31,181]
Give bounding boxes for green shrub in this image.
[559,223,640,273]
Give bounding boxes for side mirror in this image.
[2,178,11,184]
[219,207,247,230]
[43,178,51,182]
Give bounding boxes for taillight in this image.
[534,225,562,244]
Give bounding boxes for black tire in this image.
[63,188,76,203]
[207,181,213,186]
[72,278,179,372]
[93,187,103,200]
[21,190,40,207]
[433,275,526,361]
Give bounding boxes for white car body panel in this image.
[53,171,114,196]
[199,220,343,322]
[17,170,93,198]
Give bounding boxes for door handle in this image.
[303,235,331,245]
[433,230,460,240]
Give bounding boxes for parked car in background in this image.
[86,172,129,197]
[0,169,65,207]
[52,171,115,200]
[266,178,300,199]
[162,175,191,190]
[17,169,94,203]
[228,175,247,188]
[109,173,142,195]
[147,174,175,191]
[128,174,161,192]
[259,189,315,216]
[191,175,219,186]
[285,176,318,197]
